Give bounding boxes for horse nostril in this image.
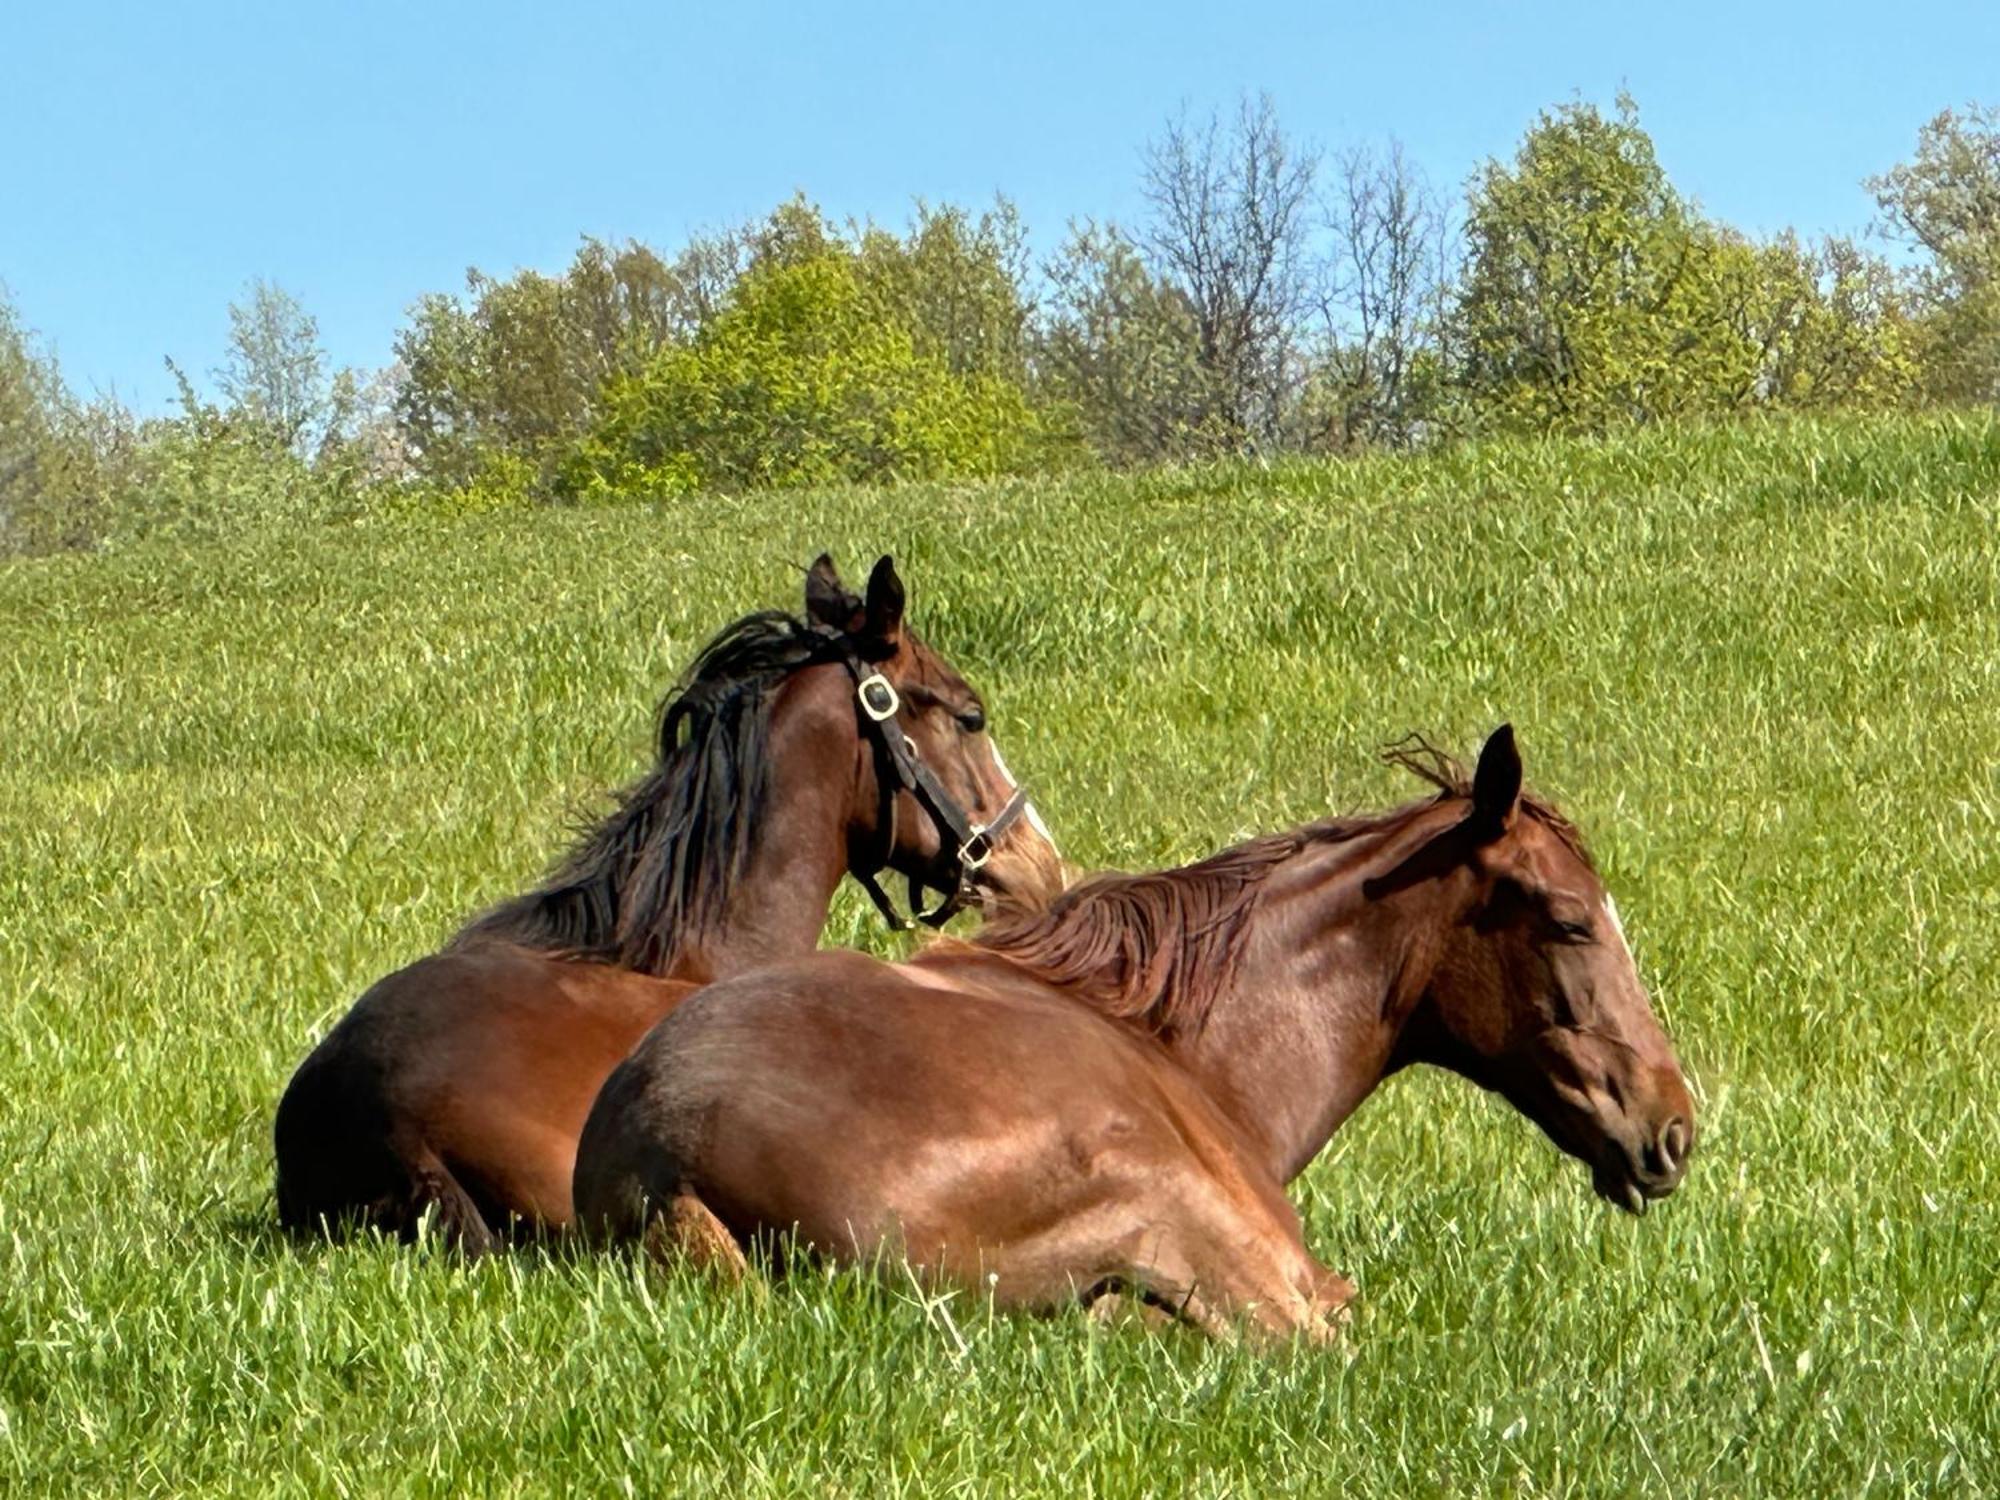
[1656,1117,1690,1178]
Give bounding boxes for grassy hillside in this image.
[2,412,1996,1495]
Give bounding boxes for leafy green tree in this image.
[1,292,82,550]
[3,282,396,553]
[1869,103,2000,402]
[0,289,138,553]
[1454,96,1755,433]
[112,362,322,540]
[855,200,1036,385]
[391,238,689,495]
[1798,237,1924,407]
[2,292,63,536]
[1711,233,1920,410]
[563,239,1052,499]
[215,280,331,457]
[1869,104,2000,288]
[1035,221,1215,466]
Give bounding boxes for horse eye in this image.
[956,706,986,734]
[1555,918,1595,944]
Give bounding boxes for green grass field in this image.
[3,412,1996,1495]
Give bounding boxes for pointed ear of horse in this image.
[804,553,864,632]
[1365,724,1524,901]
[1469,723,1523,841]
[861,555,905,646]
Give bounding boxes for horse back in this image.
[572,948,1282,1268]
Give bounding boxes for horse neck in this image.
[1171,807,1469,1185]
[667,665,861,983]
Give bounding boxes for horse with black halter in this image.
[274,555,1065,1252]
[573,726,1694,1342]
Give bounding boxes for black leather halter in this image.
[836,650,1030,930]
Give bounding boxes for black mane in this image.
[451,610,852,975]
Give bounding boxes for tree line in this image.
[4,93,1996,553]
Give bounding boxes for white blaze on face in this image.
[1603,892,1632,956]
[988,739,1056,851]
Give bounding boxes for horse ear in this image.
[804,553,863,631]
[1469,723,1522,840]
[861,555,905,645]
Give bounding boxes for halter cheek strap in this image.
[841,660,1029,931]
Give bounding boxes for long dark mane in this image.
[965,734,1588,1038]
[451,610,852,975]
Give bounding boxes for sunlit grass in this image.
[2,411,1995,1494]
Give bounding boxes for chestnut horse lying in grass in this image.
[275,555,1065,1252]
[573,725,1694,1342]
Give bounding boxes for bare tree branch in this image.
[1311,141,1453,449]
[1139,93,1318,450]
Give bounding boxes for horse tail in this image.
[274,1049,499,1255]
[570,1054,668,1244]
[571,1060,747,1278]
[274,1047,378,1236]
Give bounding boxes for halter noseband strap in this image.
[839,655,1029,931]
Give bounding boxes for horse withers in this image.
[274,555,1065,1252]
[573,725,1693,1342]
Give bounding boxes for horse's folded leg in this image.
[1128,1245,1331,1348]
[1085,1287,1176,1333]
[641,1189,749,1285]
[1308,1265,1357,1337]
[405,1150,499,1257]
[1110,1261,1242,1344]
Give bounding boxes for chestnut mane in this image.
[965,734,1590,1038]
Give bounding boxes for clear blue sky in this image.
[4,0,1994,412]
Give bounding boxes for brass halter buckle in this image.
[856,673,900,722]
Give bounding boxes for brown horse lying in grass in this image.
[573,725,1694,1342]
[275,555,1065,1252]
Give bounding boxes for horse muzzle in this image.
[1593,1113,1694,1215]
